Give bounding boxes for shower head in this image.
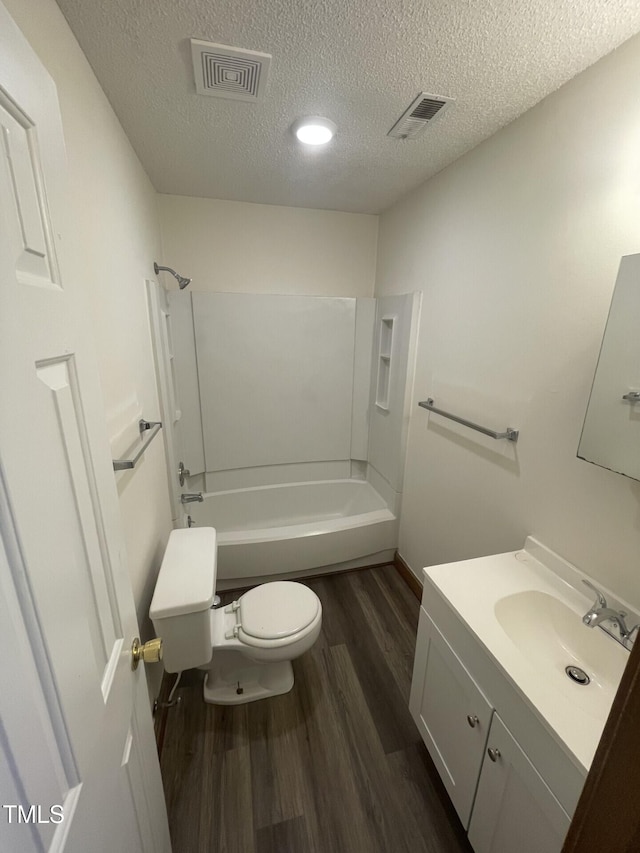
[153,262,192,290]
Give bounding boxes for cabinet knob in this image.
[487,747,501,762]
[466,714,479,728]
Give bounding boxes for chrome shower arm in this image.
[153,262,192,290]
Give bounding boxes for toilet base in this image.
[203,654,294,705]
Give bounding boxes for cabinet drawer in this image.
[468,713,571,853]
[410,607,493,827]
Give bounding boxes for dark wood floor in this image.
[158,566,472,853]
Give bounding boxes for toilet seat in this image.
[224,581,321,649]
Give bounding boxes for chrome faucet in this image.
[582,580,638,646]
[181,492,203,504]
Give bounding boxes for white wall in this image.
[158,194,378,297]
[6,0,173,695]
[376,33,640,609]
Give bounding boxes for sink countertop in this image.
[423,536,632,773]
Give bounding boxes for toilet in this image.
[150,527,322,705]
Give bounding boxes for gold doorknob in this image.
[131,637,163,671]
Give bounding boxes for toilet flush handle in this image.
[131,637,163,671]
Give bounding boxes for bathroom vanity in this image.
[409,538,631,853]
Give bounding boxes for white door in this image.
[0,6,171,853]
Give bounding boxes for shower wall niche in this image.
[375,316,395,410]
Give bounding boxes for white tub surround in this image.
[167,289,419,483]
[410,537,634,851]
[149,287,419,581]
[368,292,421,505]
[193,292,360,471]
[187,479,397,587]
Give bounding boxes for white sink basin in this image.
[495,589,627,720]
[423,537,636,771]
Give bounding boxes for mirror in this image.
[578,253,640,480]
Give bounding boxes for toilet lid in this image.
[238,581,320,640]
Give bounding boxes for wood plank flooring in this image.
[158,566,473,853]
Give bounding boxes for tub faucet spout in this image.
[181,492,203,504]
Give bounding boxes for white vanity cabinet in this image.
[409,607,493,827]
[410,597,578,853]
[468,713,570,853]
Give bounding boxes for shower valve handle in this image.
[178,461,190,487]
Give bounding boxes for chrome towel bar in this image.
[113,420,163,471]
[418,398,519,443]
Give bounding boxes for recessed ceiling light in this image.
[292,116,337,146]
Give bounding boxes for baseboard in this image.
[221,557,397,595]
[393,551,422,600]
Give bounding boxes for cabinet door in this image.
[409,608,493,827]
[468,714,571,853]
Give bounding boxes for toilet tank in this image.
[150,527,217,672]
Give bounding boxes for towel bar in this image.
[112,420,163,471]
[418,398,519,443]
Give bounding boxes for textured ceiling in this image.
[56,0,640,214]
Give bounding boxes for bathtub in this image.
[185,479,398,587]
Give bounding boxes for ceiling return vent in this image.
[388,92,455,139]
[190,39,271,102]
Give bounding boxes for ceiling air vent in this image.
[190,39,271,102]
[388,92,454,139]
